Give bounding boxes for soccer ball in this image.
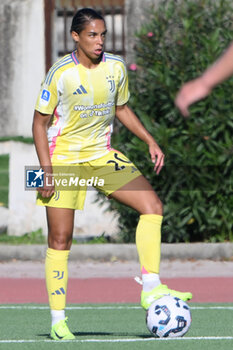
[146,295,192,338]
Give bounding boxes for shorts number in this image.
[107,152,131,171]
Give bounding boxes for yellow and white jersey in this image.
[35,51,130,164]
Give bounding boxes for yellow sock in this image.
[136,214,163,274]
[45,248,70,310]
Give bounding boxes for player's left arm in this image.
[115,104,164,174]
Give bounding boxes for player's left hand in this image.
[149,142,165,174]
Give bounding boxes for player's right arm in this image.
[33,60,60,197]
[175,42,233,117]
[32,110,55,198]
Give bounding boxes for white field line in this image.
[1,305,233,310]
[1,305,233,343]
[0,336,233,344]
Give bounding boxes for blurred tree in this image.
[106,0,233,243]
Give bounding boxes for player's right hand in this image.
[37,187,55,198]
[37,170,55,198]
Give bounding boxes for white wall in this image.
[0,0,45,137]
[125,0,159,64]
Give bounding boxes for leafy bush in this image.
[109,0,233,243]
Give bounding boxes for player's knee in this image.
[151,196,163,215]
[142,196,163,216]
[48,230,73,250]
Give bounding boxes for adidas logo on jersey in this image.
[73,85,88,95]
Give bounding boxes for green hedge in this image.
[109,0,233,243]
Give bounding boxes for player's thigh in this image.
[91,150,141,195]
[46,206,75,234]
[109,175,163,215]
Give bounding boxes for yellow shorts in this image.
[36,149,141,210]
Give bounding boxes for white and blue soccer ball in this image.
[146,295,192,338]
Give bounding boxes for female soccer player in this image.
[33,8,192,340]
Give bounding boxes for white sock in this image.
[51,309,65,327]
[142,273,161,292]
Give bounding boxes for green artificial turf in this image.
[0,304,233,350]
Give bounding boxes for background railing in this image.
[44,0,125,71]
